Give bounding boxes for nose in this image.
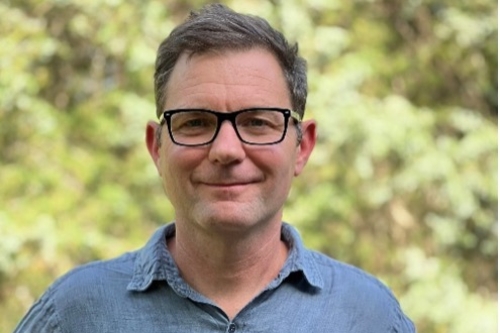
[208,121,246,165]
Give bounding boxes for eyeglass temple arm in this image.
[290,110,302,122]
[159,112,166,124]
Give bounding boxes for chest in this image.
[61,288,391,333]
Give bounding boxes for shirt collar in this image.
[127,222,324,292]
[279,223,324,290]
[127,224,176,292]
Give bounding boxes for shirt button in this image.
[228,323,236,333]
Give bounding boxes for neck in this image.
[168,221,288,319]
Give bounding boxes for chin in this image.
[195,208,258,231]
[188,200,281,234]
[204,214,257,231]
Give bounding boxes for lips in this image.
[200,181,256,187]
[196,176,262,188]
[192,170,264,188]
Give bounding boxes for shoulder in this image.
[308,250,415,332]
[309,250,394,298]
[284,223,398,300]
[51,251,137,295]
[14,251,137,333]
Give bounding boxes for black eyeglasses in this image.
[159,108,301,147]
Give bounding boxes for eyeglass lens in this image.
[169,109,287,145]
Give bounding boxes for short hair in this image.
[154,3,308,119]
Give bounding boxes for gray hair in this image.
[154,3,308,119]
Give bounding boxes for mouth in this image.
[194,171,264,190]
[196,182,252,200]
[201,181,255,187]
[197,176,263,190]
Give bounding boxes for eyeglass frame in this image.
[159,107,302,147]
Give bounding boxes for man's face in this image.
[146,48,315,235]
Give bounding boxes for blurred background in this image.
[1,0,497,332]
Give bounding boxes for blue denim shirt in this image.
[14,223,415,332]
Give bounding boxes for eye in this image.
[237,111,283,130]
[183,118,208,128]
[171,112,216,132]
[244,117,270,127]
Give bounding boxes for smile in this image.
[201,182,254,187]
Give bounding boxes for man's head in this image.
[146,4,316,237]
[154,3,308,119]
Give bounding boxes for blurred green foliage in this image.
[1,0,497,332]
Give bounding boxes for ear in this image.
[145,121,162,172]
[294,119,316,176]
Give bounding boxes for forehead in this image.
[164,48,291,111]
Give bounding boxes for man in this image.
[14,4,415,332]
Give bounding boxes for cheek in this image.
[252,147,297,182]
[162,145,204,169]
[158,147,200,190]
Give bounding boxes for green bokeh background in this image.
[1,0,497,332]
